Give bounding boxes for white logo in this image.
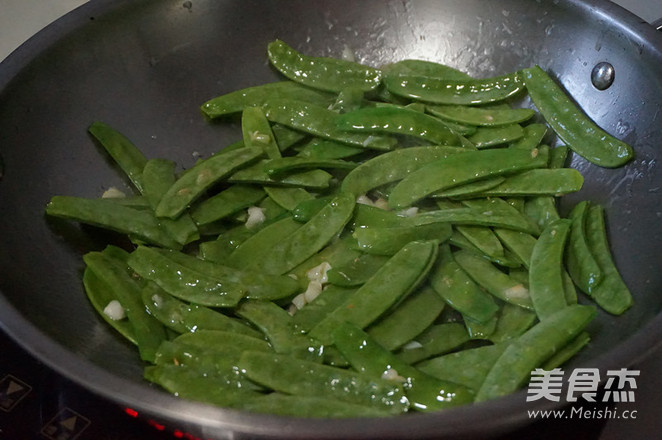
[526,368,639,403]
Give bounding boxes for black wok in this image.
[1,0,661,438]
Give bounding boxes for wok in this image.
[1,0,661,438]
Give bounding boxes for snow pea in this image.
[144,363,263,407]
[366,286,446,351]
[200,80,333,118]
[141,159,200,245]
[238,351,408,414]
[381,59,471,80]
[82,266,136,345]
[84,250,166,363]
[524,196,560,232]
[475,304,596,402]
[88,121,148,193]
[388,146,549,209]
[128,246,299,307]
[198,223,258,263]
[494,228,537,269]
[542,332,591,371]
[352,222,452,255]
[228,159,333,189]
[396,323,471,364]
[291,285,356,332]
[453,249,533,310]
[384,70,525,105]
[467,124,524,148]
[267,39,382,93]
[308,240,438,343]
[332,322,475,411]
[245,192,356,275]
[341,145,465,197]
[189,184,266,226]
[477,168,584,197]
[236,300,323,361]
[566,201,603,294]
[529,219,572,320]
[429,245,500,323]
[335,106,462,146]
[584,204,633,314]
[241,106,281,159]
[326,251,391,287]
[330,87,366,113]
[464,313,499,340]
[447,231,522,268]
[155,147,264,219]
[431,176,505,199]
[509,123,548,150]
[263,156,357,176]
[262,99,396,150]
[263,186,314,211]
[141,282,261,337]
[425,104,535,127]
[46,196,181,249]
[455,225,505,261]
[489,303,537,344]
[523,65,633,167]
[417,343,509,392]
[295,138,364,160]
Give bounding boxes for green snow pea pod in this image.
[542,332,591,371]
[475,304,596,402]
[453,249,533,309]
[198,223,258,264]
[565,201,603,294]
[263,186,314,211]
[489,303,537,344]
[384,70,525,105]
[45,196,181,249]
[242,106,281,159]
[388,146,549,209]
[352,222,452,255]
[262,99,396,150]
[509,123,548,150]
[476,168,584,197]
[84,251,166,363]
[263,156,357,176]
[341,145,466,197]
[494,228,537,269]
[155,147,264,219]
[295,138,365,160]
[82,266,136,345]
[238,351,408,414]
[308,240,438,343]
[549,145,570,168]
[267,39,382,93]
[381,59,471,80]
[366,286,446,351]
[228,159,333,189]
[141,282,261,337]
[144,364,262,407]
[455,225,505,261]
[429,245,500,324]
[88,121,148,193]
[467,124,524,148]
[447,231,521,268]
[172,329,272,353]
[189,185,266,226]
[291,285,356,332]
[417,343,509,392]
[326,251,391,287]
[396,323,471,365]
[529,219,572,320]
[584,204,633,315]
[463,314,498,340]
[238,393,391,418]
[523,65,633,167]
[351,204,405,229]
[246,192,356,275]
[330,87,366,113]
[335,106,462,146]
[425,104,535,127]
[332,322,474,411]
[431,176,506,199]
[291,195,335,222]
[524,196,560,232]
[236,300,323,361]
[141,159,200,245]
[200,81,333,118]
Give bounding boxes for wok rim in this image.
[1,0,662,438]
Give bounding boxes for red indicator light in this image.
[124,407,139,418]
[148,419,166,431]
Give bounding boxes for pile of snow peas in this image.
[45,39,634,417]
